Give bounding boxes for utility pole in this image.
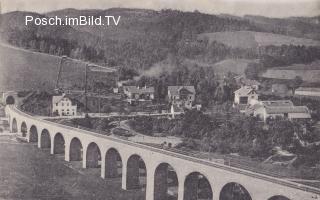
[84,64,88,115]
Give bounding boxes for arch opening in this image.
[21,122,27,137]
[268,196,290,200]
[12,118,17,133]
[105,148,122,178]
[184,172,213,200]
[70,137,83,161]
[29,125,38,143]
[6,96,15,105]
[219,182,252,200]
[86,142,101,168]
[154,163,178,200]
[126,154,147,190]
[53,132,65,154]
[40,129,51,148]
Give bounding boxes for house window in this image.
[56,103,58,106]
[284,113,288,118]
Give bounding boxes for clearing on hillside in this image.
[198,31,320,49]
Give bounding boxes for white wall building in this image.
[234,86,259,106]
[52,95,77,116]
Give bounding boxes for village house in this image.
[168,86,196,109]
[234,86,259,109]
[251,100,311,122]
[295,87,320,98]
[52,95,77,116]
[123,86,155,104]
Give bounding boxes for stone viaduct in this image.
[5,105,320,200]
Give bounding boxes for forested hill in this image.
[0,8,319,77]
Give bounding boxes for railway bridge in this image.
[5,105,320,200]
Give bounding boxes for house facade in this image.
[52,95,77,116]
[234,86,259,106]
[123,86,155,104]
[168,86,195,109]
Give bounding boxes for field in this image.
[0,43,116,92]
[261,61,320,83]
[0,135,144,200]
[183,58,257,78]
[198,31,320,49]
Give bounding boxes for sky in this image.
[1,0,320,18]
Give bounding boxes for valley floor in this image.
[0,135,145,200]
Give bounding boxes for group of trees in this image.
[129,109,320,167]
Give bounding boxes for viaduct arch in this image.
[6,105,320,200]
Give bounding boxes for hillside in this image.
[244,15,320,40]
[0,43,115,91]
[261,61,320,83]
[198,31,320,49]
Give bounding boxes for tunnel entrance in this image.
[105,148,122,178]
[219,182,252,200]
[126,154,146,190]
[6,96,15,105]
[40,129,51,148]
[86,142,101,168]
[154,163,178,200]
[53,133,65,154]
[29,125,38,143]
[70,137,83,161]
[184,172,212,200]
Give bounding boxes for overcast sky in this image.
[1,0,320,18]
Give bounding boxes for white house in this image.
[168,86,196,109]
[52,95,77,116]
[252,100,311,122]
[234,86,259,106]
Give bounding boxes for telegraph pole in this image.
[84,64,88,114]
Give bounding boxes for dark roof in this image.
[168,86,195,96]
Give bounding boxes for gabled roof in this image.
[241,79,260,86]
[52,95,64,104]
[168,86,195,96]
[234,86,257,95]
[260,100,293,107]
[52,95,75,105]
[264,106,310,115]
[123,86,155,94]
[296,87,320,93]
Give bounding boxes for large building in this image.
[251,100,311,122]
[295,87,320,98]
[168,86,195,109]
[52,95,77,116]
[123,86,155,104]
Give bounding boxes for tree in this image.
[289,76,303,94]
[244,62,263,80]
